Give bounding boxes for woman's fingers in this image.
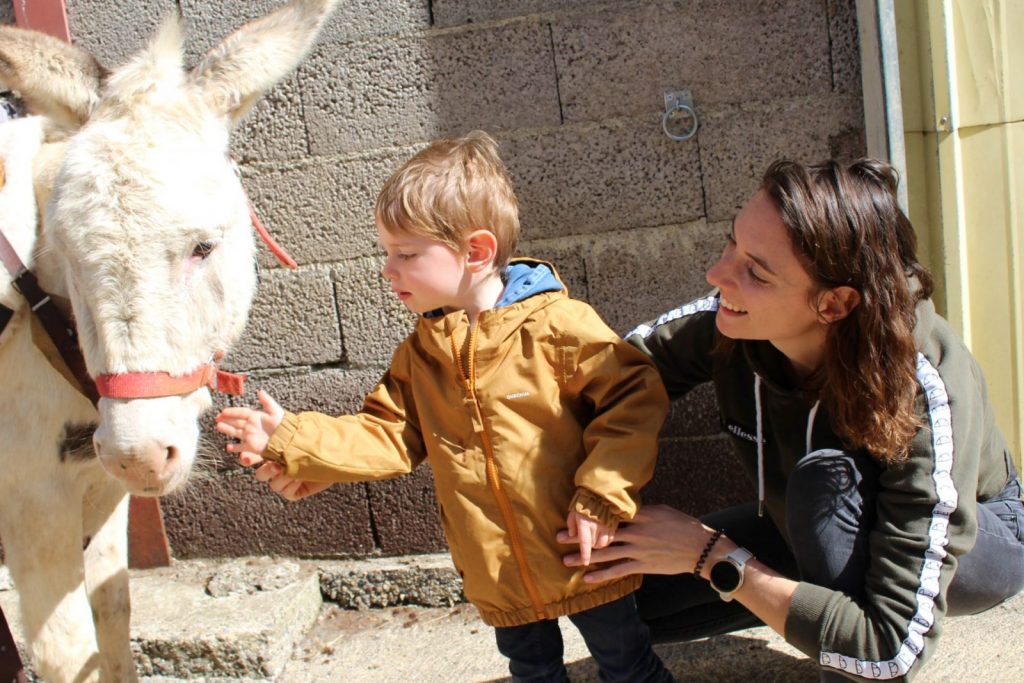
[580,560,643,584]
[563,542,638,567]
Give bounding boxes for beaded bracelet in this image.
[693,528,724,577]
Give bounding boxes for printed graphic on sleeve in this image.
[818,353,957,680]
[627,295,719,339]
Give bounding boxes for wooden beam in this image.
[13,0,71,42]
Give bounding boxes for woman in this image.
[560,159,1024,681]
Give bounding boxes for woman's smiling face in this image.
[705,190,830,372]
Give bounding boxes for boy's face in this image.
[377,224,470,315]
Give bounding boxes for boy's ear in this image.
[465,229,499,272]
[817,285,860,324]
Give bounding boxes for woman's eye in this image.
[747,265,768,284]
[399,253,416,261]
[192,241,216,260]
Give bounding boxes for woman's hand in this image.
[557,504,712,583]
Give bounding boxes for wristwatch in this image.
[709,547,754,601]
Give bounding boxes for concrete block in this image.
[663,383,722,439]
[829,0,862,94]
[249,365,385,416]
[161,470,376,559]
[130,564,322,679]
[181,0,430,55]
[552,0,833,123]
[232,74,310,163]
[700,94,866,222]
[166,368,387,559]
[366,468,448,556]
[321,0,432,42]
[177,1,430,160]
[333,257,417,367]
[642,435,752,518]
[224,266,342,372]
[584,221,723,335]
[65,0,176,68]
[318,554,463,608]
[301,21,560,155]
[241,148,411,266]
[432,0,599,26]
[517,241,589,301]
[502,118,703,242]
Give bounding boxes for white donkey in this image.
[0,1,338,680]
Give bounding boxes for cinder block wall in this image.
[57,0,865,559]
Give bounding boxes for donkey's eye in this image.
[192,241,217,260]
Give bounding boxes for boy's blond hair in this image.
[375,130,520,270]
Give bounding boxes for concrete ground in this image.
[2,555,1023,682]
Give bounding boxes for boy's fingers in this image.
[240,452,265,467]
[215,422,238,437]
[257,390,284,418]
[578,524,593,565]
[216,408,251,420]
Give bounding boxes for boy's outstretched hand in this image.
[216,390,333,502]
[215,389,285,466]
[565,511,616,566]
[249,462,333,501]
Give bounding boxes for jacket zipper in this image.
[450,324,548,621]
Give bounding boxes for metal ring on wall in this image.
[662,90,699,141]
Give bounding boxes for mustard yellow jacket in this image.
[263,263,669,626]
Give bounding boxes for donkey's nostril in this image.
[166,445,179,463]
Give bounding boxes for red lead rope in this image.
[250,200,297,270]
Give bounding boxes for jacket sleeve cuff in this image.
[569,488,627,529]
[262,411,300,465]
[785,581,836,659]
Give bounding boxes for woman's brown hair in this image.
[762,158,934,463]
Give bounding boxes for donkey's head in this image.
[1,1,337,495]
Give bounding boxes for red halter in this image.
[91,199,294,400]
[94,354,247,399]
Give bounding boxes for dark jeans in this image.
[494,594,675,683]
[637,449,1024,678]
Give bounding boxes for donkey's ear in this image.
[0,26,106,130]
[188,0,338,125]
[101,13,185,109]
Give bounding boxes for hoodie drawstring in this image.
[806,399,820,456]
[753,373,823,519]
[754,374,765,517]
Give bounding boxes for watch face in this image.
[710,559,741,593]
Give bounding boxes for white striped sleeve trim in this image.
[819,353,957,680]
[626,295,719,339]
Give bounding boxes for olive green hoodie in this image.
[628,292,1018,681]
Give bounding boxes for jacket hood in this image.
[421,258,565,320]
[496,259,566,307]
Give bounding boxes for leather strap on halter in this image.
[0,604,27,683]
[0,229,99,404]
[0,303,12,338]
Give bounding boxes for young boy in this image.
[216,131,674,682]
